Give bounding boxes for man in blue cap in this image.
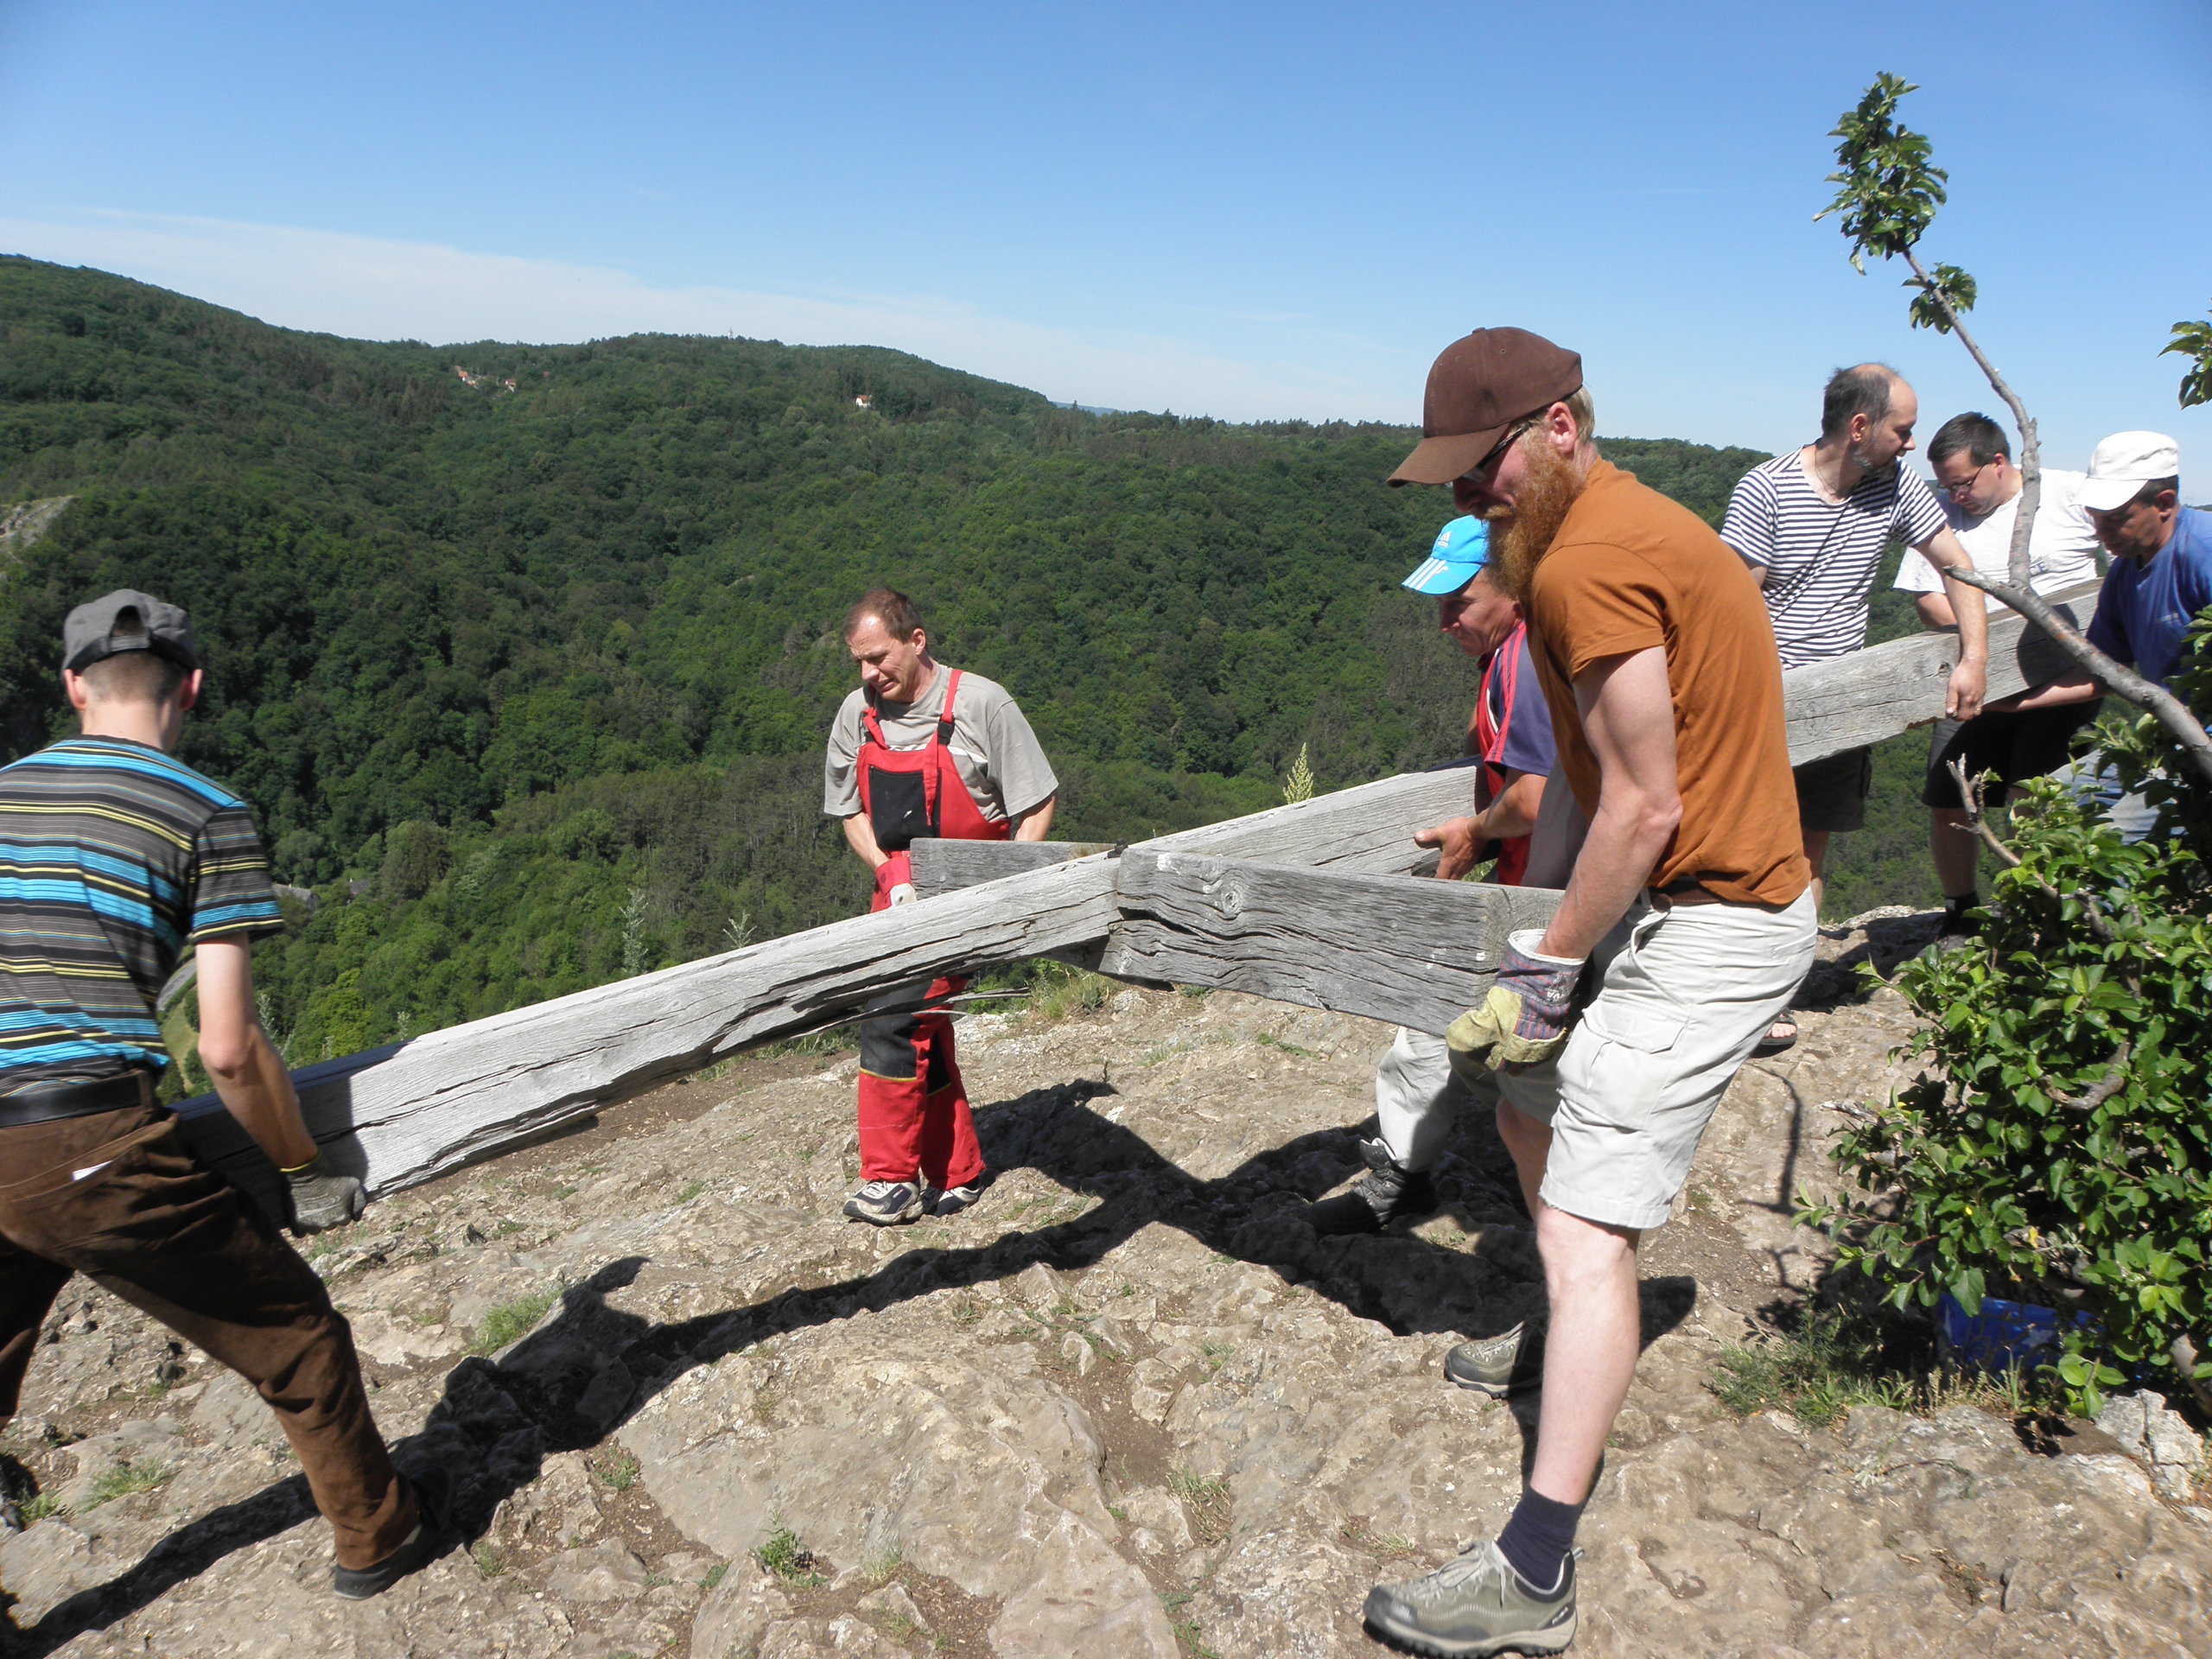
[1306,515,1556,1237]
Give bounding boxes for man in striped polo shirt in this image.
[1719,364,1989,1048]
[0,591,444,1598]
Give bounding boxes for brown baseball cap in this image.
[1388,328,1584,486]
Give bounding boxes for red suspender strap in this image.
[938,669,963,741]
[928,670,963,825]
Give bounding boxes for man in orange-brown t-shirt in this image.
[1358,330,1815,1658]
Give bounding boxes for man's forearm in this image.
[2005,671,2105,714]
[1539,796,1676,961]
[1915,591,1958,630]
[840,811,890,869]
[208,1026,319,1171]
[1012,794,1057,842]
[1475,771,1547,844]
[1946,571,1990,664]
[1924,532,1990,715]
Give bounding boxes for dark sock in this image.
[1496,1486,1583,1594]
[1941,892,1980,934]
[1943,891,1978,913]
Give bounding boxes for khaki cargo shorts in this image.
[1458,888,1816,1231]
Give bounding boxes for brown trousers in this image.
[0,1105,416,1569]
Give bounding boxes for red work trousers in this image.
[857,978,986,1189]
[0,1105,416,1570]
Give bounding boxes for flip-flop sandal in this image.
[1754,1016,1799,1056]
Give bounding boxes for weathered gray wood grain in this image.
[904,768,1484,899]
[908,837,1116,899]
[1098,849,1563,1035]
[172,854,1122,1201]
[1157,763,1483,873]
[1783,582,2100,766]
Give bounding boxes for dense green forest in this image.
[0,255,1947,1062]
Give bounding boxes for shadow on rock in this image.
[1797,910,1948,1009]
[5,1075,1695,1653]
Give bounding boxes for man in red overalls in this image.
[824,588,1060,1225]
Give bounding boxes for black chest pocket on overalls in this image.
[868,767,933,852]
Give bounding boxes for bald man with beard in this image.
[1355,330,1816,1657]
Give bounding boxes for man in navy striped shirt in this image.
[1719,365,1989,1049]
[0,590,445,1598]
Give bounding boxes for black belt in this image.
[0,1071,156,1129]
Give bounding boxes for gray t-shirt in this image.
[823,663,1058,826]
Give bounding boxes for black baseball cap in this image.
[60,590,201,675]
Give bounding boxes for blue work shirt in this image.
[2086,505,2212,689]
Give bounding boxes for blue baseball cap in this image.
[1401,515,1491,595]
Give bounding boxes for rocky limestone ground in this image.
[3,910,2208,1658]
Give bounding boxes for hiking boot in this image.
[1444,1319,1544,1398]
[1305,1137,1439,1236]
[333,1466,453,1600]
[923,1170,993,1217]
[1363,1540,1577,1657]
[842,1180,923,1225]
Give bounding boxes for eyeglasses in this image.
[1459,416,1540,486]
[1940,459,1997,499]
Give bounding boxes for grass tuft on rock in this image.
[473,1285,563,1354]
[596,1451,640,1492]
[84,1460,175,1510]
[19,1490,62,1523]
[755,1525,825,1587]
[1168,1467,1232,1544]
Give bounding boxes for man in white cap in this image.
[1986,432,2208,838]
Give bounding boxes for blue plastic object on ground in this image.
[1936,1293,2088,1376]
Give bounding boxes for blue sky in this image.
[3,1,2208,467]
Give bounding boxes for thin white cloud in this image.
[0,209,1410,423]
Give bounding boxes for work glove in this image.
[1445,930,1586,1071]
[283,1152,366,1235]
[886,881,918,907]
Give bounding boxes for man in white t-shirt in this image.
[1893,412,2104,932]
[1719,363,1987,1048]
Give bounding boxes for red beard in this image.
[1484,438,1588,603]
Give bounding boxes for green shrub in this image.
[1808,617,2212,1414]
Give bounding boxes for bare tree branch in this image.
[2171,1333,2212,1417]
[1901,248,2041,593]
[2055,1041,2132,1115]
[1947,759,2026,872]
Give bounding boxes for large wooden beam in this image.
[176,579,2098,1212]
[1783,582,2098,766]
[1100,849,1561,1035]
[912,765,1484,899]
[174,855,1122,1205]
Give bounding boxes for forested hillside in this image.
[2,255,1931,1063]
